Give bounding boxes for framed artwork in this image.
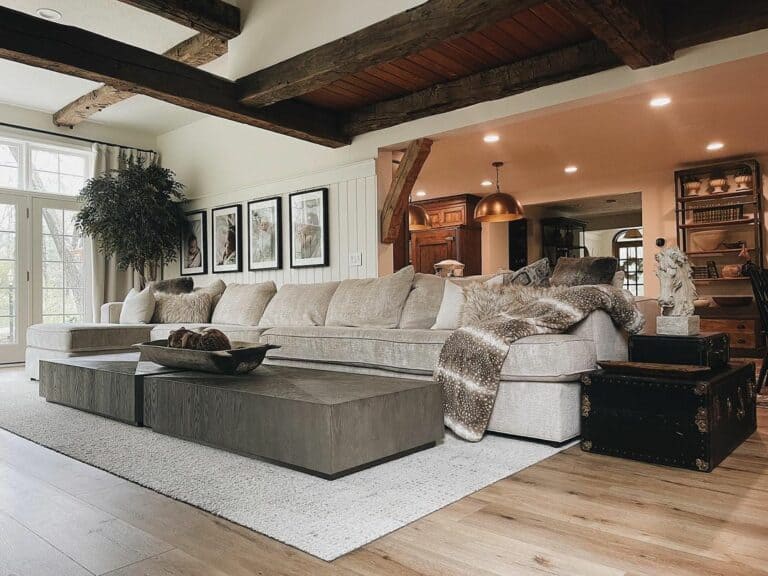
[211,204,242,273]
[289,187,329,268]
[180,210,207,276]
[247,197,282,271]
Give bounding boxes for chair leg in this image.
[758,353,768,394]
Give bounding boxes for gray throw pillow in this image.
[502,258,551,287]
[151,277,194,294]
[152,291,212,323]
[550,257,618,287]
[326,266,415,328]
[211,282,277,326]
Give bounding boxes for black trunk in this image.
[629,332,730,369]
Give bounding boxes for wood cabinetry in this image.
[409,194,482,275]
[699,306,763,357]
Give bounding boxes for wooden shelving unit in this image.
[674,158,764,358]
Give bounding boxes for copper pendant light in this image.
[474,161,524,223]
[408,197,431,231]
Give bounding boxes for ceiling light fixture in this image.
[706,141,724,151]
[36,7,62,20]
[481,179,493,187]
[474,162,524,223]
[483,134,500,143]
[564,165,578,174]
[415,190,427,197]
[649,96,671,108]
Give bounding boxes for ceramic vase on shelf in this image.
[684,180,703,196]
[709,177,728,194]
[734,173,753,191]
[721,264,742,278]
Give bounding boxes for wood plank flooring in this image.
[1,366,766,576]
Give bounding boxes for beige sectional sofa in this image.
[26,267,648,443]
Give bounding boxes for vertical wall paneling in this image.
[167,160,379,286]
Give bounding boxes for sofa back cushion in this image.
[152,291,212,324]
[259,282,340,327]
[325,266,415,328]
[119,286,155,324]
[398,273,445,329]
[211,281,277,326]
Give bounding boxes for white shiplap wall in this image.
[167,160,379,286]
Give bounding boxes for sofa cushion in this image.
[119,287,155,324]
[261,326,596,381]
[152,291,212,324]
[211,281,277,326]
[26,323,154,352]
[149,323,267,343]
[325,266,414,328]
[259,282,339,328]
[398,273,445,329]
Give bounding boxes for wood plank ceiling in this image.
[299,3,591,111]
[1,0,767,147]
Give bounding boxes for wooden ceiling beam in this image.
[345,40,620,137]
[116,0,240,40]
[555,0,671,68]
[53,33,227,128]
[665,0,768,51]
[381,139,433,244]
[0,7,347,148]
[236,0,546,107]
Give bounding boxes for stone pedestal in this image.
[656,315,700,336]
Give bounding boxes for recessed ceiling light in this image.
[415,190,427,197]
[483,134,500,143]
[36,7,62,20]
[481,180,493,187]
[706,141,724,151]
[649,96,672,108]
[564,165,578,174]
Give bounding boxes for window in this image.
[41,207,86,324]
[613,228,644,296]
[0,135,91,196]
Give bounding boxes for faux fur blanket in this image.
[436,284,645,441]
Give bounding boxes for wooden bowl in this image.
[136,340,280,374]
[712,296,753,307]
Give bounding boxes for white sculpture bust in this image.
[655,247,700,335]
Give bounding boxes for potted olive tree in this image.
[76,156,187,289]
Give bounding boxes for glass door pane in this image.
[0,193,27,363]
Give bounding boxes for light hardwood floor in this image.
[1,366,766,576]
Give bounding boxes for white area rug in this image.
[0,374,570,561]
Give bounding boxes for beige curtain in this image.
[88,143,159,321]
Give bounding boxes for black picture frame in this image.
[247,196,282,271]
[180,210,207,276]
[289,187,329,268]
[211,204,243,273]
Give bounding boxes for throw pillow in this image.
[502,258,551,287]
[612,270,626,290]
[211,281,277,326]
[325,265,415,328]
[151,277,193,294]
[119,287,155,324]
[431,275,502,330]
[259,282,340,327]
[152,291,212,323]
[194,278,227,312]
[398,273,445,329]
[550,257,618,287]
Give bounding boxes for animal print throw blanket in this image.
[436,283,645,441]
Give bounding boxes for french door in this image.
[0,191,89,364]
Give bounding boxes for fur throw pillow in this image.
[152,291,212,323]
[502,258,551,287]
[168,327,231,351]
[550,257,617,287]
[151,277,194,294]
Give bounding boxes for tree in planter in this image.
[76,156,187,289]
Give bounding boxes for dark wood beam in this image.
[0,7,347,148]
[665,0,768,51]
[236,0,545,107]
[54,33,227,127]
[381,139,433,244]
[556,0,671,68]
[344,40,620,137]
[116,0,240,40]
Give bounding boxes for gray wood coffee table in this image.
[39,358,179,426]
[144,366,444,478]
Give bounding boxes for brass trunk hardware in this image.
[581,394,591,417]
[695,458,709,472]
[581,440,592,451]
[695,407,708,433]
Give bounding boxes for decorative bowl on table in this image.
[712,296,753,307]
[136,340,280,375]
